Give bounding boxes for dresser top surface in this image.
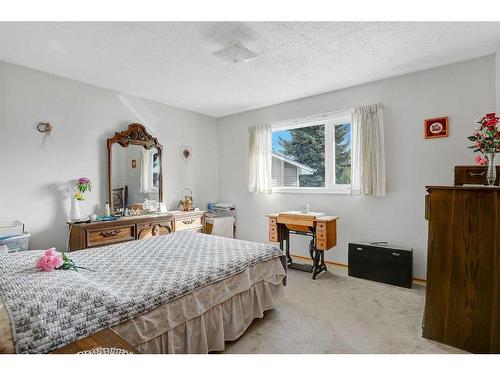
[267,211,339,222]
[67,210,206,226]
[426,185,500,191]
[67,213,174,227]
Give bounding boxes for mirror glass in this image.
[111,144,161,213]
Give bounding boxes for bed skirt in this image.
[111,257,285,354]
[0,257,285,354]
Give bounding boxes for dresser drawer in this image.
[175,216,203,232]
[137,221,173,239]
[316,231,327,240]
[316,222,327,231]
[86,224,135,247]
[317,239,327,250]
[269,226,280,241]
[269,233,278,243]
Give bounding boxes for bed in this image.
[0,231,286,354]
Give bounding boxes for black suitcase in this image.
[348,242,413,289]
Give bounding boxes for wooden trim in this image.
[291,254,347,268]
[291,253,427,285]
[413,277,427,286]
[51,328,138,354]
[427,185,500,191]
[107,123,161,149]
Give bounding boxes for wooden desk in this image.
[267,211,338,279]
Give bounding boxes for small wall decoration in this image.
[36,121,53,147]
[424,117,449,139]
[131,160,136,168]
[180,145,192,163]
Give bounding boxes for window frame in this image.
[271,110,352,194]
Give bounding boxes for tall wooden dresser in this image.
[424,186,500,353]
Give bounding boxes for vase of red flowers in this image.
[468,113,500,186]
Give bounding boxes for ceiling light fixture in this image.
[211,40,259,64]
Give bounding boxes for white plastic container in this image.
[0,220,25,239]
[0,232,31,252]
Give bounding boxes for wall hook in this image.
[36,121,53,147]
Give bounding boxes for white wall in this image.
[0,56,496,279]
[0,61,219,251]
[217,56,496,279]
[496,46,500,111]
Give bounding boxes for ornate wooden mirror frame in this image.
[107,123,163,214]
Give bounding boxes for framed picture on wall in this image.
[424,116,449,139]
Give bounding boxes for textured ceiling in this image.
[1,22,500,117]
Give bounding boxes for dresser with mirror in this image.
[68,123,204,251]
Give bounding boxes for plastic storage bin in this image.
[0,232,31,252]
[0,220,25,239]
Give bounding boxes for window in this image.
[152,150,160,190]
[271,111,351,193]
[140,148,160,193]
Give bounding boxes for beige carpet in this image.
[223,266,464,354]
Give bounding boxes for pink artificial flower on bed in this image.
[36,247,63,272]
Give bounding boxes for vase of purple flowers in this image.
[69,177,92,221]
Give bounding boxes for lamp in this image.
[211,41,259,64]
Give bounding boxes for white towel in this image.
[208,217,235,238]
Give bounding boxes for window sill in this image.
[271,187,352,195]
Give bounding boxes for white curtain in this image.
[248,124,272,193]
[351,103,386,196]
[140,148,154,194]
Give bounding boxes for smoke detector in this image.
[211,40,259,63]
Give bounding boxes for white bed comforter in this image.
[0,232,283,353]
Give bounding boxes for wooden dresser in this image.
[68,211,205,251]
[424,186,500,353]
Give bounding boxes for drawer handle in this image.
[356,247,363,251]
[392,252,400,257]
[100,229,121,237]
[469,171,485,176]
[182,219,195,225]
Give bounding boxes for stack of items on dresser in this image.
[0,221,31,253]
[205,202,236,238]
